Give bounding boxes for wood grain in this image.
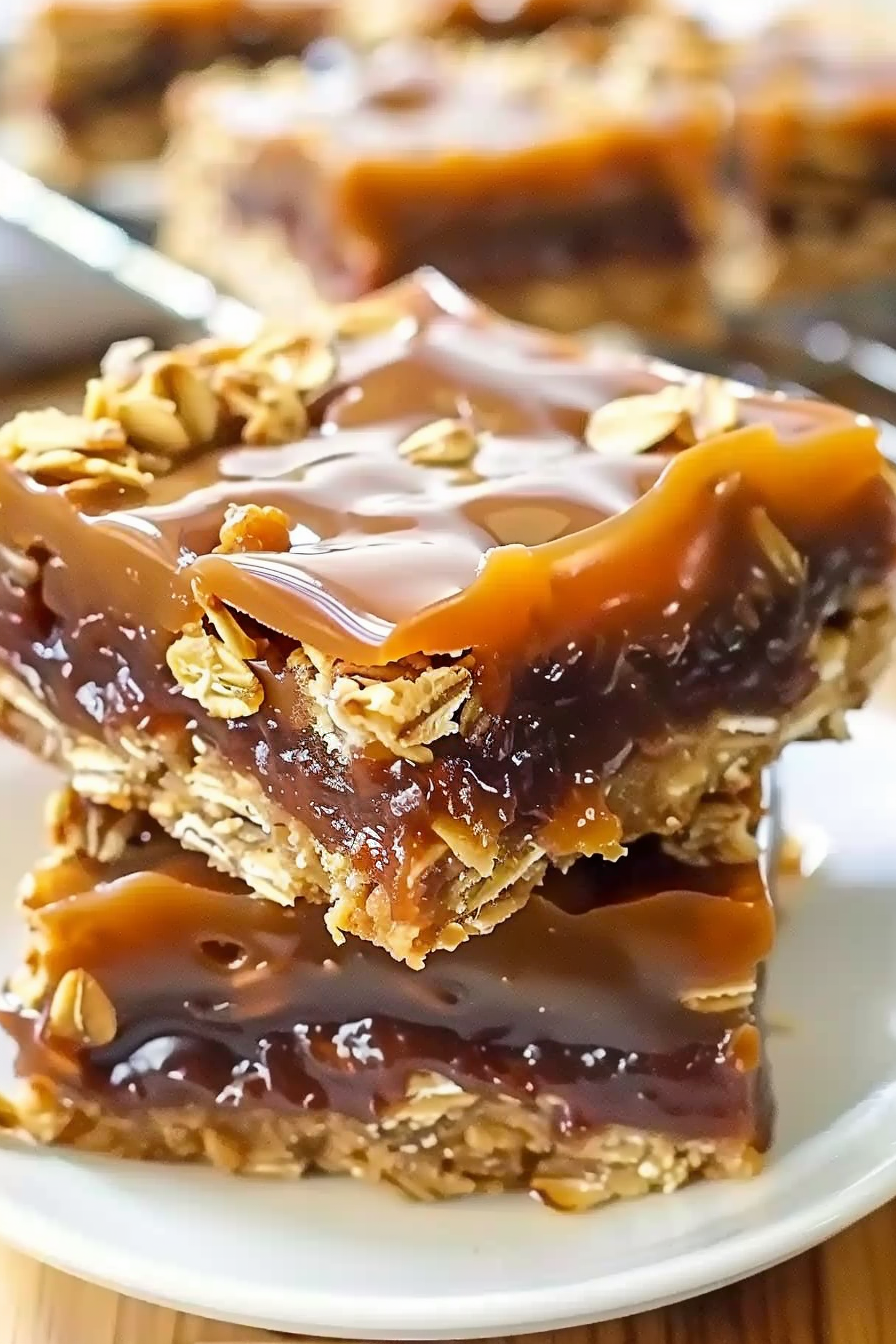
[5,1201,896,1344]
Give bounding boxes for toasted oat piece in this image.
[160,20,725,341]
[0,816,772,1204]
[0,271,892,964]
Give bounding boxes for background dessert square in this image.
[160,20,725,339]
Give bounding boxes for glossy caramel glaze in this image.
[0,272,892,930]
[2,832,773,1140]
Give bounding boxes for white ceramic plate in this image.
[2,714,896,1337]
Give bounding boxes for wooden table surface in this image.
[3,1201,896,1344]
[1,378,895,1344]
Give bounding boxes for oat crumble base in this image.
[0,1072,761,1207]
[0,786,768,1208]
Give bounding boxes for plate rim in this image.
[2,1125,896,1337]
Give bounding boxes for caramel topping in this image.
[13,270,875,670]
[180,402,886,669]
[538,778,624,860]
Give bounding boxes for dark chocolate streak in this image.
[0,273,892,918]
[3,837,772,1140]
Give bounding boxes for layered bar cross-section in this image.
[0,795,774,1206]
[733,10,896,297]
[0,271,892,964]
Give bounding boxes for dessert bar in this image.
[161,28,726,338]
[734,10,896,297]
[0,272,892,965]
[0,796,773,1206]
[6,0,336,183]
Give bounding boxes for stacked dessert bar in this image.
[0,271,894,1206]
[160,18,726,339]
[3,796,775,1205]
